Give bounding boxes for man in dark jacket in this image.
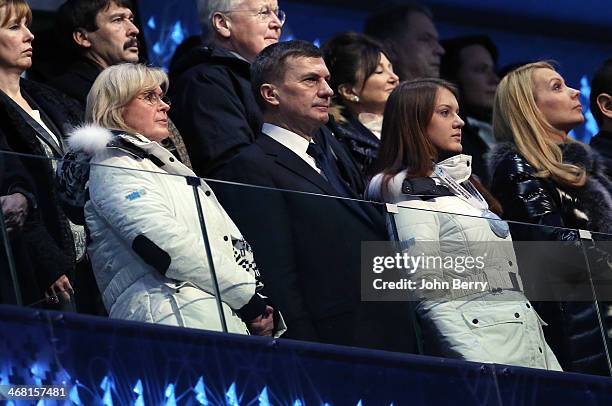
[168,0,283,177]
[49,0,191,167]
[364,4,444,81]
[49,0,139,106]
[213,40,415,352]
[589,58,612,181]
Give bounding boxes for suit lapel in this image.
[257,134,380,230]
[258,134,339,196]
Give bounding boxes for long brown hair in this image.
[370,79,456,190]
[371,78,503,214]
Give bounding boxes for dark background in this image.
[29,0,612,142]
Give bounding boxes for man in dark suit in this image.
[214,40,414,352]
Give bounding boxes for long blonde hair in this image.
[493,61,586,187]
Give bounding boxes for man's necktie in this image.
[306,142,351,198]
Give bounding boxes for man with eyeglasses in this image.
[169,0,284,177]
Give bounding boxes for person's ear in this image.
[73,29,92,49]
[260,84,279,106]
[596,93,612,120]
[338,83,359,103]
[211,11,231,39]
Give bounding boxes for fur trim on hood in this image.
[67,124,114,155]
[488,141,612,234]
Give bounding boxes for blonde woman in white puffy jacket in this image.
[58,64,283,337]
[367,79,560,370]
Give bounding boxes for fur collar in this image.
[488,141,612,233]
[67,123,152,155]
[67,124,114,154]
[487,140,608,178]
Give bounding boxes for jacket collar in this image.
[170,44,251,79]
[67,124,195,177]
[258,133,339,196]
[330,113,380,148]
[69,57,103,84]
[435,154,473,183]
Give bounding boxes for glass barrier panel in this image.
[385,202,609,377]
[2,148,611,379]
[80,156,233,334]
[0,150,231,338]
[579,230,612,376]
[207,178,418,354]
[0,150,78,310]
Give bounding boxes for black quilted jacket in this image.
[487,141,612,376]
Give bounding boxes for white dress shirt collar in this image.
[262,123,321,174]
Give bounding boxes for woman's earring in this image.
[352,96,360,102]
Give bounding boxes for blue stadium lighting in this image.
[293,399,303,406]
[194,376,209,405]
[258,386,270,406]
[164,383,177,406]
[69,383,82,405]
[29,363,44,386]
[356,400,363,406]
[153,42,163,56]
[147,16,156,30]
[134,379,144,406]
[225,382,239,406]
[581,75,599,141]
[171,21,185,45]
[100,375,114,406]
[313,38,320,47]
[0,369,9,385]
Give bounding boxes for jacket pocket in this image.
[460,303,527,363]
[461,304,525,328]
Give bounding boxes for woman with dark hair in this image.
[367,78,560,369]
[322,32,399,176]
[440,35,499,182]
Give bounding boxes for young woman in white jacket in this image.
[366,79,560,370]
[58,64,283,337]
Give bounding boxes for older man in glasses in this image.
[169,0,284,177]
